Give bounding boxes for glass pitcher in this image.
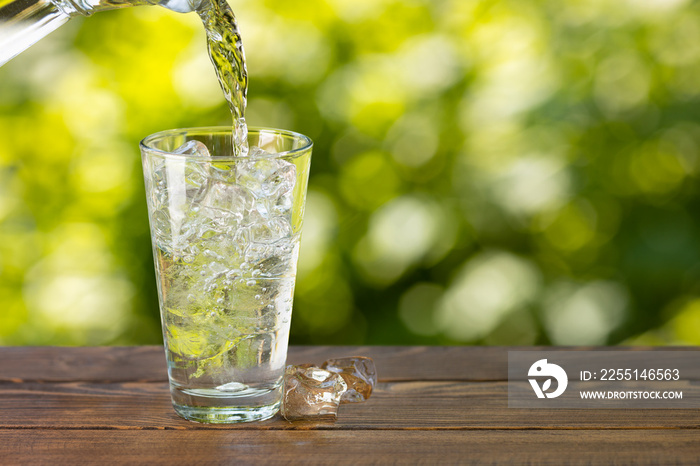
[0,0,199,66]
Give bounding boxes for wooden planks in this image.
[0,346,168,383]
[1,430,699,465]
[5,345,697,383]
[1,380,699,430]
[1,346,700,463]
[1,345,510,382]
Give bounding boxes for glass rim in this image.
[139,126,313,161]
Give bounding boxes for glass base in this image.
[173,401,280,424]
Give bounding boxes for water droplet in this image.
[246,280,256,286]
[252,269,261,277]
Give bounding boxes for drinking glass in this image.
[140,127,312,423]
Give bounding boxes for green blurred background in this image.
[2,0,700,346]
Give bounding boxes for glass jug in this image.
[0,0,199,66]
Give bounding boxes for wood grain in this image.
[3,346,700,464]
[1,380,699,430]
[0,346,167,383]
[0,430,697,465]
[2,346,508,382]
[4,346,697,383]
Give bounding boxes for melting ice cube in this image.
[281,365,348,421]
[322,357,377,403]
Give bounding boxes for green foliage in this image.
[2,0,700,345]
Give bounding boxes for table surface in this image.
[1,346,699,464]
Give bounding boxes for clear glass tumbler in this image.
[140,127,312,423]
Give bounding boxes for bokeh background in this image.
[2,0,700,346]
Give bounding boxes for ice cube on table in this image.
[322,357,377,403]
[281,365,348,421]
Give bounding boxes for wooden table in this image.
[1,346,698,464]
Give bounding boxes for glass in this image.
[140,127,312,423]
[0,0,197,67]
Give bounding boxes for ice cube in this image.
[151,208,172,241]
[254,190,293,224]
[281,365,348,421]
[272,191,293,218]
[171,141,213,203]
[210,162,236,184]
[173,140,211,157]
[247,146,269,157]
[242,216,294,274]
[185,162,210,198]
[247,216,292,244]
[322,357,377,403]
[236,155,296,200]
[201,182,255,217]
[150,160,169,210]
